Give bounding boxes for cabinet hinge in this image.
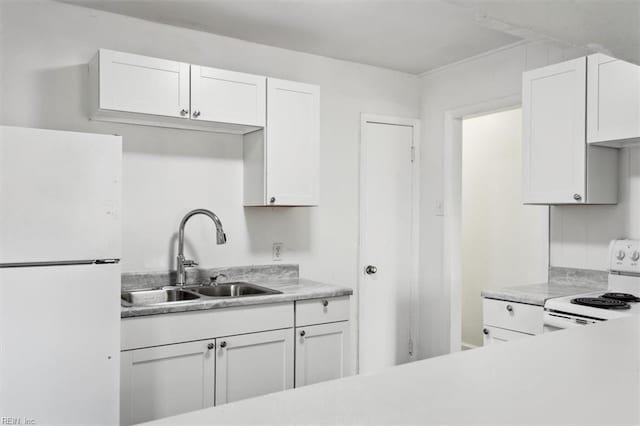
[410,146,415,163]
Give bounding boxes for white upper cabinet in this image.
[190,65,266,127]
[89,49,265,134]
[91,49,190,119]
[587,54,640,146]
[243,78,320,206]
[522,56,618,205]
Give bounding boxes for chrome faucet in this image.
[176,209,227,287]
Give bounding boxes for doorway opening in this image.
[460,108,548,349]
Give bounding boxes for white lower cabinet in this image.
[120,298,350,423]
[215,329,294,405]
[120,339,215,426]
[295,321,350,387]
[482,298,543,346]
[482,325,531,345]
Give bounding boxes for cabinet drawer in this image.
[296,296,349,326]
[482,298,543,335]
[121,302,293,350]
[482,325,531,346]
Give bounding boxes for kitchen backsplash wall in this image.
[0,0,420,291]
[550,146,640,270]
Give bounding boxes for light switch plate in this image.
[272,242,283,261]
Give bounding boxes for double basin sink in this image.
[121,282,282,307]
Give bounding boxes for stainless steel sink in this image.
[121,282,281,307]
[189,282,281,298]
[121,288,200,306]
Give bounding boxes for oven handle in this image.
[543,311,600,331]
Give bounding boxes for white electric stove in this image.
[544,239,640,331]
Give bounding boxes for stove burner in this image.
[570,297,631,310]
[601,292,640,303]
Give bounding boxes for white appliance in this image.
[544,239,640,331]
[0,126,121,424]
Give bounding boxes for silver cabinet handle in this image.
[180,109,189,116]
[193,110,201,118]
[483,328,489,335]
[207,343,214,350]
[299,330,306,337]
[573,193,582,201]
[506,305,513,312]
[219,341,227,348]
[365,265,377,275]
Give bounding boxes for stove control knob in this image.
[616,250,626,261]
[631,251,640,262]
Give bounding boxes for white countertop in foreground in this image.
[146,317,640,425]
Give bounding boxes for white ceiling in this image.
[60,0,521,74]
[61,0,640,74]
[451,0,640,65]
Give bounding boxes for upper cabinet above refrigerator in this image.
[89,49,265,134]
[521,55,626,205]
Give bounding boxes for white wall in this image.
[550,146,640,270]
[0,0,420,367]
[418,41,590,359]
[461,108,548,348]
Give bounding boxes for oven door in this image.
[543,311,602,332]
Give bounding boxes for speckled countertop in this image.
[481,267,608,306]
[120,264,353,318]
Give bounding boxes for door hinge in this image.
[408,338,414,356]
[410,146,415,163]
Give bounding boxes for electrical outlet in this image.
[272,242,283,261]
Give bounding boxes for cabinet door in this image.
[120,340,215,426]
[266,78,320,206]
[215,329,293,405]
[522,57,587,204]
[482,326,531,346]
[295,322,349,388]
[98,49,190,118]
[587,54,640,144]
[191,65,266,126]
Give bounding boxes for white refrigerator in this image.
[0,126,121,425]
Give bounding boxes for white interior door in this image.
[359,116,417,374]
[0,126,121,263]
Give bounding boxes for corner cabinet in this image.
[89,49,265,134]
[243,79,320,206]
[587,54,640,146]
[522,56,618,205]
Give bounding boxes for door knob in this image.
[180,109,189,116]
[192,110,201,118]
[299,330,306,337]
[207,343,214,350]
[365,265,377,275]
[219,341,227,348]
[573,193,582,201]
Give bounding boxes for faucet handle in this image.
[210,273,228,286]
[183,259,198,267]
